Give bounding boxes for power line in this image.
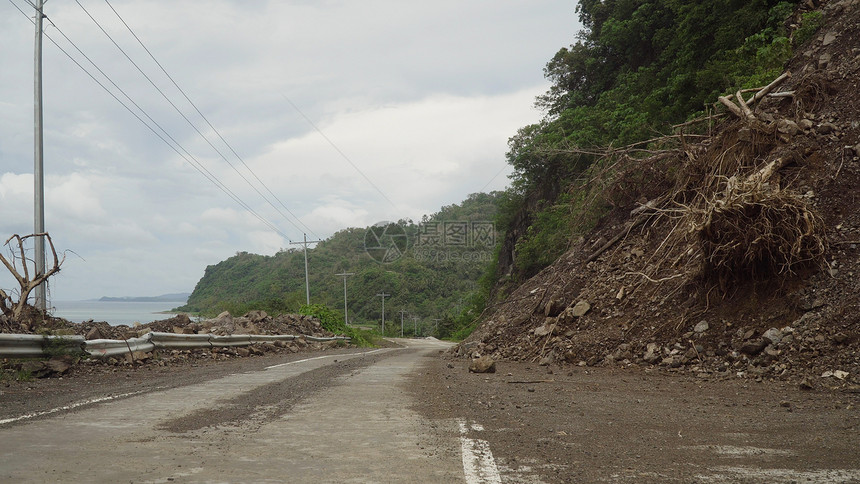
[8,1,291,240]
[75,0,313,239]
[45,19,288,238]
[100,0,319,240]
[282,94,400,212]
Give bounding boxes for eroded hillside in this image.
[458,0,860,390]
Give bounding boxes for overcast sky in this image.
[0,0,580,301]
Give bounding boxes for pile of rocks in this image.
[1,309,350,379]
[76,310,335,342]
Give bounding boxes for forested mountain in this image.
[178,192,500,337]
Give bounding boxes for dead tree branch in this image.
[0,233,64,321]
[718,72,792,122]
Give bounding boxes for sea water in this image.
[50,300,181,326]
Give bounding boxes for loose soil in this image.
[413,352,860,483]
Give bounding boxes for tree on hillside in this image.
[500,0,803,280]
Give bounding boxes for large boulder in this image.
[469,356,496,373]
[245,310,268,323]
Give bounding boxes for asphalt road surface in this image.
[0,339,469,483]
[1,338,858,483]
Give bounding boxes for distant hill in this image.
[178,192,502,337]
[100,293,190,303]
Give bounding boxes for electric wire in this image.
[75,0,313,239]
[8,0,290,239]
[282,95,400,212]
[43,20,286,237]
[101,0,318,240]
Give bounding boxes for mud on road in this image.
[3,342,859,483]
[0,346,383,425]
[411,353,860,483]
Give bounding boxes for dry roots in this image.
[630,73,827,290]
[688,182,826,285]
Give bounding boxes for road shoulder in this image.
[410,353,860,483]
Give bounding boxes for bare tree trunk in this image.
[0,233,64,321]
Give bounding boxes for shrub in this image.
[299,304,371,347]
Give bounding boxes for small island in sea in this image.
[99,293,190,303]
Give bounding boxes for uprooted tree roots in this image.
[613,72,829,291]
[524,72,827,294]
[677,74,827,286]
[686,181,826,287]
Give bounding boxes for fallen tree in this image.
[0,233,64,324]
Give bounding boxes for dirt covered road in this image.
[412,353,860,483]
[1,340,858,483]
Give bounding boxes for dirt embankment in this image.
[0,309,351,380]
[458,0,860,392]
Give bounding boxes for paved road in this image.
[6,338,856,483]
[0,338,473,483]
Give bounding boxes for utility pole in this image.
[399,309,407,337]
[412,316,418,336]
[290,233,321,305]
[335,272,354,325]
[432,318,441,335]
[376,292,390,335]
[33,0,47,311]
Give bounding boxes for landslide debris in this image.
[457,0,860,391]
[0,309,350,378]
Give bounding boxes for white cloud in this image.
[0,0,580,300]
[253,87,541,224]
[48,172,107,220]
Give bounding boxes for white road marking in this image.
[458,418,502,484]
[3,349,389,426]
[264,348,385,370]
[0,390,144,426]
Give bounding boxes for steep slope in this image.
[459,0,860,389]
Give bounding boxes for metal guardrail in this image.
[306,335,350,342]
[0,332,350,359]
[209,334,251,347]
[149,332,212,349]
[0,334,85,358]
[249,335,297,343]
[85,335,155,358]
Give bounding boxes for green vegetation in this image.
[497,0,809,281]
[178,193,503,339]
[793,10,825,47]
[0,364,34,382]
[298,303,370,347]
